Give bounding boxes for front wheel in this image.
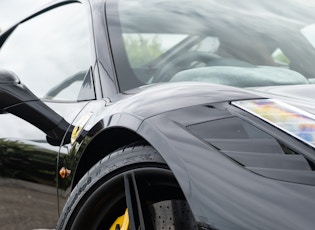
[56,143,198,230]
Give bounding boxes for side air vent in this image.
[188,116,315,185]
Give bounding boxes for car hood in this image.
[110,82,315,119]
[110,82,260,118]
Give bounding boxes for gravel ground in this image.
[0,178,59,230]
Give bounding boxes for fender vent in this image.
[188,116,315,185]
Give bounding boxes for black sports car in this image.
[0,0,315,229]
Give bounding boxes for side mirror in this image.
[0,69,71,145]
[0,69,20,84]
[0,69,38,110]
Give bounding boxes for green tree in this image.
[124,34,163,67]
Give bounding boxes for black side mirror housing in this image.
[0,69,39,111]
[0,69,71,145]
[0,69,20,84]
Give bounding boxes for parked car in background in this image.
[0,0,315,229]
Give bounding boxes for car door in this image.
[0,2,95,229]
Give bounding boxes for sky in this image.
[0,0,52,33]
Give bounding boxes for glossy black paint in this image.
[138,101,315,229]
[60,82,315,229]
[0,0,314,229]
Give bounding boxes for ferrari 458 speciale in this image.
[0,0,315,229]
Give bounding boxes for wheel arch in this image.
[72,127,146,189]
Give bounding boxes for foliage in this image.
[124,34,163,67]
[272,48,290,65]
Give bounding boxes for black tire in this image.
[56,143,198,230]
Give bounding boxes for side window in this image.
[0,3,93,101]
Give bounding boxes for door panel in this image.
[0,2,94,229]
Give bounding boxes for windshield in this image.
[106,0,315,92]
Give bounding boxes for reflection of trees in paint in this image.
[0,138,58,186]
[58,136,92,191]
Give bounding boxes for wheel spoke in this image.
[124,173,138,230]
[124,172,150,230]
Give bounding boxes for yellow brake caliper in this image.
[109,209,129,230]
